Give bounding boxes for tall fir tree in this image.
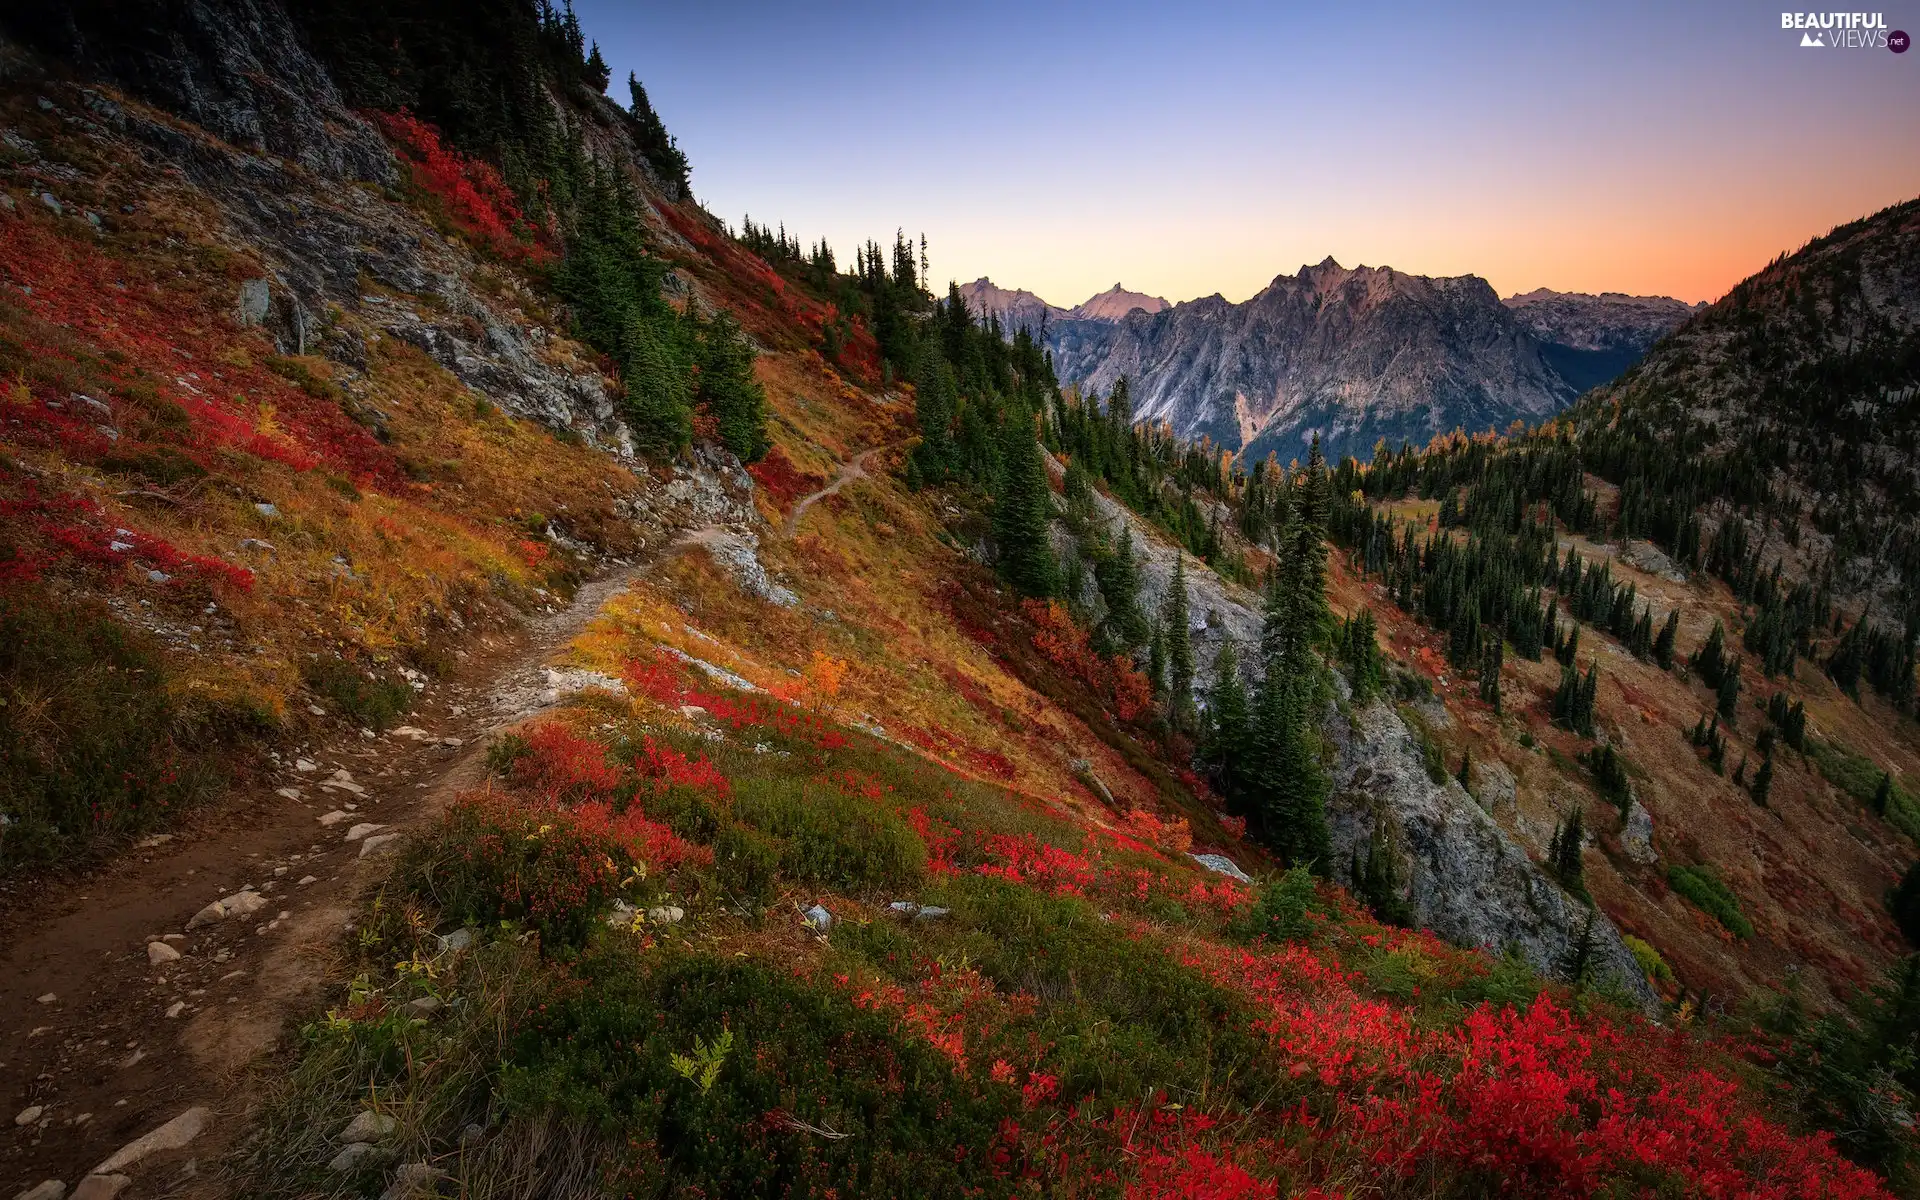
[1162,554,1196,729]
[1203,643,1254,811]
[992,407,1059,598]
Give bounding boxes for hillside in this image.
[0,5,1913,1200]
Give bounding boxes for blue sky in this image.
[577,0,1920,305]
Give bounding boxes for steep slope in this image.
[1047,258,1575,464]
[1578,197,1920,612]
[1504,288,1704,393]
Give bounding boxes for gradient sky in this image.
[578,1,1920,307]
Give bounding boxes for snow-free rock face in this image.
[1046,259,1578,465]
[1326,703,1657,1007]
[1034,263,1697,465]
[956,279,1169,338]
[1502,288,1703,394]
[2,0,393,183]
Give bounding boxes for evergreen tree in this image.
[1163,554,1195,728]
[1893,861,1920,946]
[1752,754,1775,806]
[1557,623,1580,667]
[992,409,1059,598]
[1203,643,1253,809]
[1561,908,1598,988]
[1352,820,1415,927]
[619,311,692,455]
[1094,527,1149,650]
[1548,806,1586,892]
[1146,620,1167,699]
[1479,636,1503,711]
[1875,772,1894,816]
[1339,609,1383,705]
[909,357,958,484]
[1716,657,1741,724]
[697,309,769,462]
[1251,670,1332,872]
[1693,619,1729,688]
[1456,747,1473,792]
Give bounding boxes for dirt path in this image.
[0,567,641,1199]
[782,446,884,538]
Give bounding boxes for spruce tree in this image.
[910,357,957,484]
[1479,636,1503,711]
[697,309,769,462]
[1162,554,1195,727]
[992,409,1059,598]
[1716,658,1741,724]
[1203,643,1253,810]
[1693,620,1728,688]
[1561,908,1598,988]
[1752,755,1774,806]
[1094,527,1148,650]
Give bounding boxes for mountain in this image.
[1576,196,1920,607]
[1045,258,1578,464]
[1066,282,1169,322]
[1504,288,1705,393]
[954,277,1058,335]
[955,278,1168,336]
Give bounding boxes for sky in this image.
[577,1,1920,307]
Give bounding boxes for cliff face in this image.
[1047,259,1576,464]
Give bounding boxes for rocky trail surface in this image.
[0,568,643,1200]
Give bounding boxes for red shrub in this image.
[371,110,551,264]
[509,721,622,802]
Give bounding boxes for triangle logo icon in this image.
[1800,31,1824,46]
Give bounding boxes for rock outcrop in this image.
[1326,704,1656,1006]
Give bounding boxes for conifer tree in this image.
[1876,772,1894,816]
[1147,620,1166,699]
[1548,805,1586,892]
[1752,754,1774,806]
[697,309,769,462]
[1716,657,1741,724]
[1094,527,1148,650]
[1479,636,1503,711]
[1341,608,1383,705]
[1651,606,1681,664]
[1561,908,1598,987]
[909,357,958,485]
[1203,643,1253,809]
[993,408,1059,598]
[1160,556,1197,730]
[1693,620,1729,688]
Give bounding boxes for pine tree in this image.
[1094,527,1148,650]
[1162,554,1195,728]
[1751,755,1774,806]
[1146,621,1167,699]
[1340,609,1383,705]
[697,309,769,462]
[1251,671,1332,872]
[992,409,1059,598]
[1716,657,1741,724]
[1557,623,1580,667]
[1561,908,1598,988]
[1548,806,1586,891]
[1693,620,1728,688]
[910,357,957,484]
[1204,643,1254,811]
[1479,636,1503,711]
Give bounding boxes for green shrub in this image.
[1813,738,1920,841]
[711,821,779,905]
[1667,863,1754,939]
[0,591,230,868]
[1624,934,1674,984]
[733,777,926,893]
[303,655,413,730]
